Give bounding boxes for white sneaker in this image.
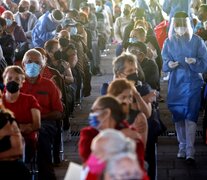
[177,150,186,159]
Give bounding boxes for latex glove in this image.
[185,57,196,64]
[168,61,179,68]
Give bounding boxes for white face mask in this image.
[174,27,187,36]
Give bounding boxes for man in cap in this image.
[162,11,207,164]
[32,9,64,47]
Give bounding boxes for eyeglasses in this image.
[129,49,144,56]
[26,59,42,65]
[90,107,105,113]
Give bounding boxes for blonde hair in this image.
[107,78,134,96]
[3,65,25,82]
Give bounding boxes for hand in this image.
[121,128,142,141]
[142,90,157,103]
[168,61,179,68]
[185,57,196,64]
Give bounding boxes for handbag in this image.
[151,102,167,136]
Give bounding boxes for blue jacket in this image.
[162,34,207,122]
[32,11,57,48]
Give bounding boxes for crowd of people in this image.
[0,0,207,180]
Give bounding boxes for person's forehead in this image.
[6,69,20,76]
[66,48,76,55]
[124,60,136,70]
[26,53,41,62]
[2,12,13,18]
[59,30,70,37]
[128,46,140,51]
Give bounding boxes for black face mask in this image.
[29,5,36,13]
[6,81,19,94]
[54,50,68,61]
[19,6,26,13]
[126,73,139,82]
[59,38,69,47]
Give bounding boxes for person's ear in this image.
[103,108,111,119]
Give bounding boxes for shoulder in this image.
[80,126,99,137]
[20,92,38,101]
[40,77,57,86]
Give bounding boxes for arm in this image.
[131,112,148,149]
[0,121,23,161]
[41,81,63,121]
[41,111,62,121]
[61,61,74,84]
[162,39,175,72]
[25,15,37,39]
[188,37,207,73]
[78,127,99,162]
[132,86,152,118]
[114,18,122,43]
[0,122,15,138]
[19,108,41,134]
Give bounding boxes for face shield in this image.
[168,17,193,41]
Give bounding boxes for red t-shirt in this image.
[0,6,5,15]
[21,76,63,115]
[3,92,41,139]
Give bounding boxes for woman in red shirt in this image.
[2,65,41,162]
[78,96,146,176]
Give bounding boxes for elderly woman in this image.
[2,65,41,162]
[105,152,149,180]
[82,129,137,179]
[78,95,145,170]
[107,78,148,148]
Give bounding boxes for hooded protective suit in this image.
[162,31,207,123]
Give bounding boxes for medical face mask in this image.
[88,112,100,129]
[86,154,106,175]
[25,63,41,77]
[95,5,102,12]
[70,27,77,36]
[5,18,13,27]
[128,37,138,43]
[174,27,187,36]
[6,81,19,94]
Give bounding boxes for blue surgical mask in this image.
[95,6,102,12]
[70,27,77,36]
[88,112,100,129]
[128,37,138,43]
[5,18,13,27]
[25,63,41,77]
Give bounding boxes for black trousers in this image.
[37,120,57,180]
[0,160,31,180]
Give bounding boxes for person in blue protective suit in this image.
[162,11,207,165]
[32,9,64,48]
